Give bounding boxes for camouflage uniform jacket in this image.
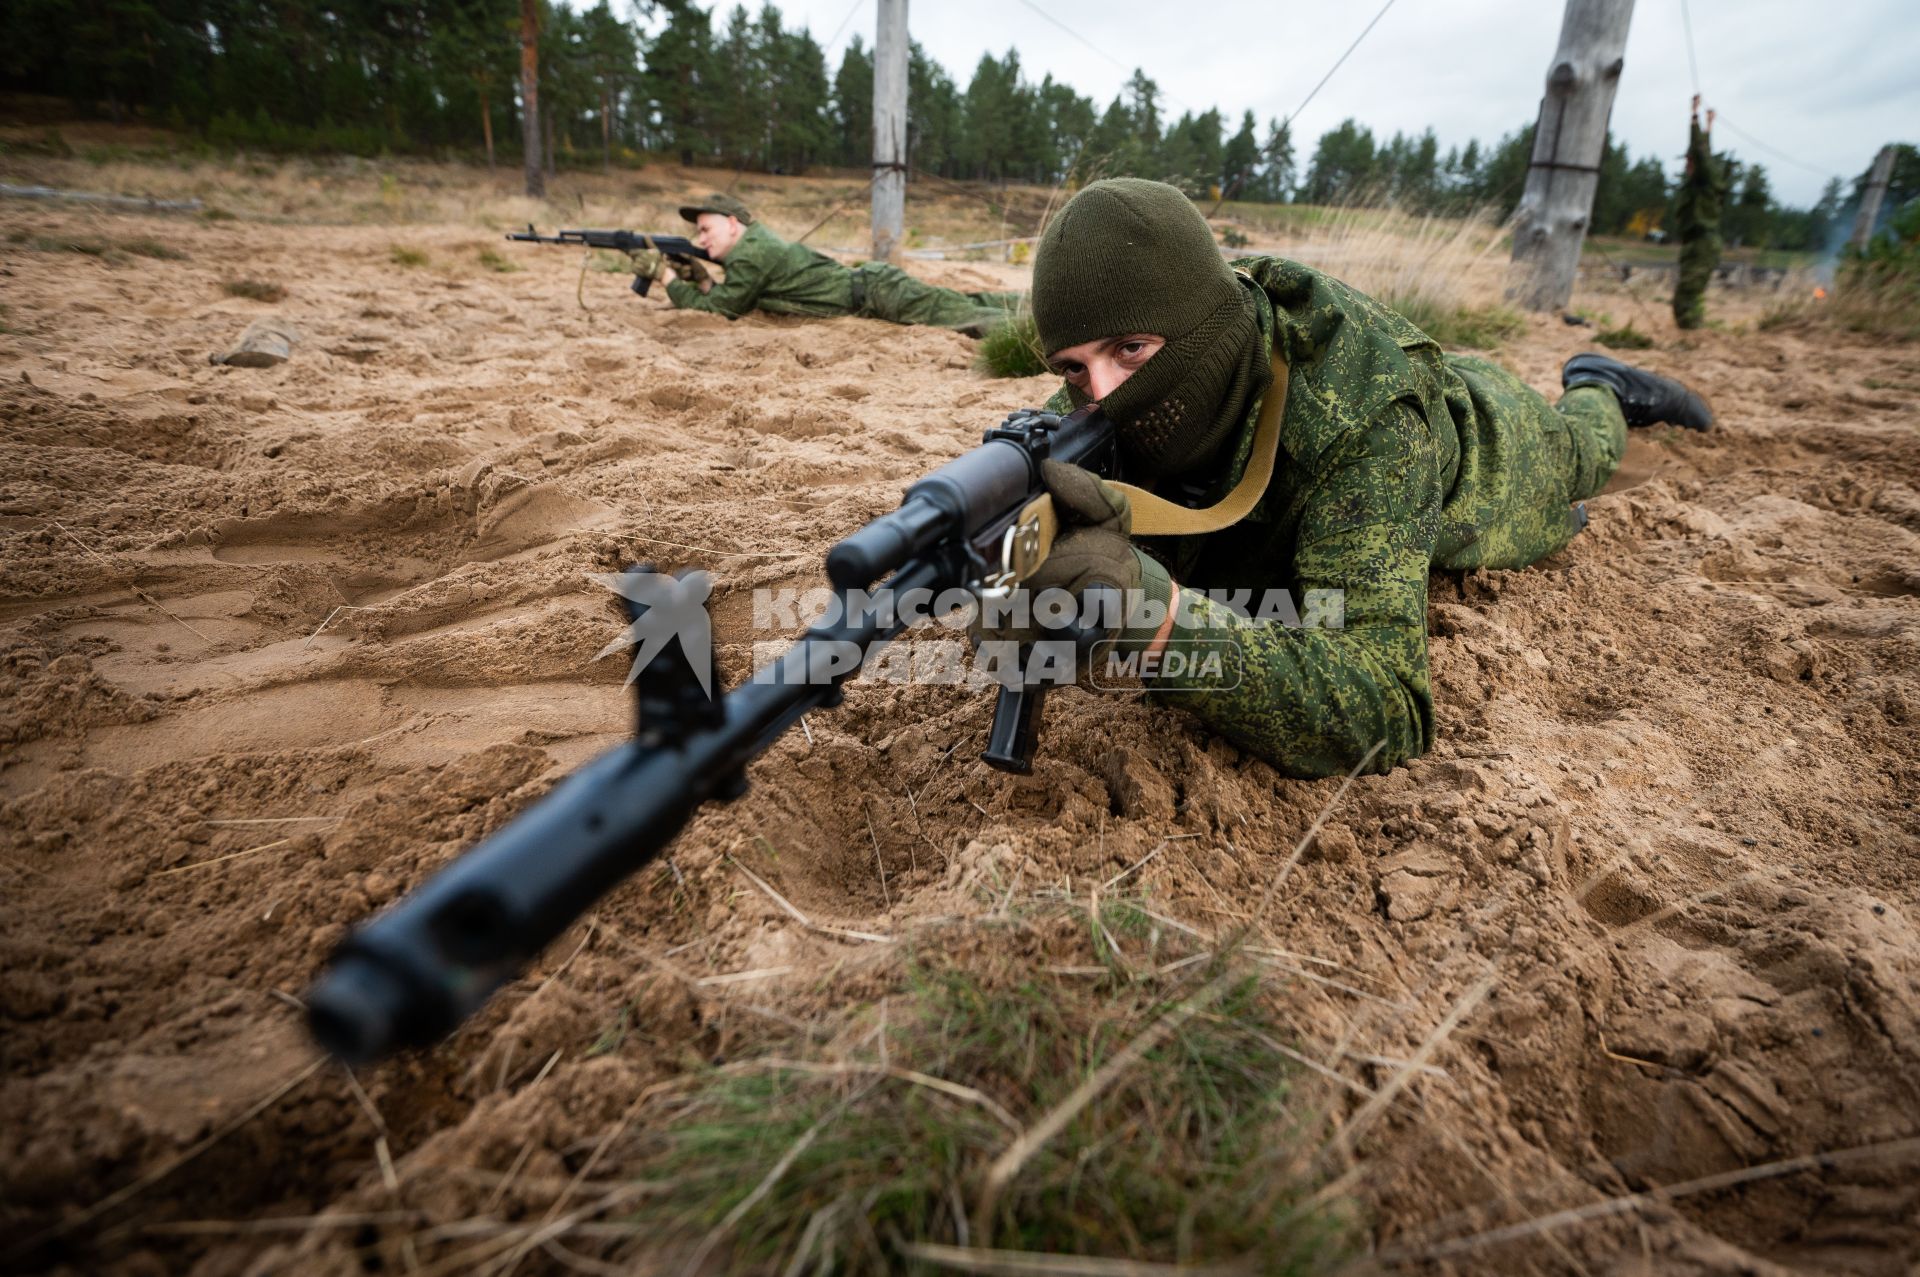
[1047,256,1584,778]
[665,222,854,319]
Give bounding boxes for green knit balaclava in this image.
[1033,178,1270,483]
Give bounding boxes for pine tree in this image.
[1222,110,1260,201]
[1038,75,1095,181]
[1124,69,1161,149]
[1729,162,1774,248]
[832,35,873,168]
[1256,118,1295,202]
[1085,97,1137,177]
[646,2,713,165]
[768,21,831,172]
[907,41,962,178]
[1300,119,1375,205]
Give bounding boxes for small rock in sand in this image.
[212,319,299,368]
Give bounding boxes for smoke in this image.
[1813,200,1858,286]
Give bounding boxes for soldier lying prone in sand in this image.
[660,193,1024,336]
[975,178,1713,778]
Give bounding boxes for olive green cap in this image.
[1032,178,1235,355]
[677,193,754,225]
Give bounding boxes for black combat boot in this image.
[1562,353,1714,430]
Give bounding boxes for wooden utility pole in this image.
[871,0,908,263]
[1507,0,1635,311]
[1848,144,1896,251]
[519,0,545,199]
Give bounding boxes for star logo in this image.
[587,569,715,695]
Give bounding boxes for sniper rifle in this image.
[306,404,1117,1064]
[506,225,714,297]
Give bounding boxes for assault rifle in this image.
[505,225,713,297]
[306,405,1117,1064]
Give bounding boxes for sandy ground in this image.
[1,165,1918,1276]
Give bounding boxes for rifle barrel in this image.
[306,562,940,1063]
[306,406,1112,1063]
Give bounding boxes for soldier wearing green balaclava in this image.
[982,178,1713,778]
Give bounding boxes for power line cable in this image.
[821,0,867,53]
[1005,0,1192,112]
[1282,0,1398,128]
[1673,0,1834,184]
[1206,0,1399,213]
[1678,0,1701,98]
[1710,113,1836,180]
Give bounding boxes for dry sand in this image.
[1,162,1918,1275]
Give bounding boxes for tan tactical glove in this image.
[972,459,1144,647]
[667,253,711,287]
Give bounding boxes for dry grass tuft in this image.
[223,277,288,302]
[1282,205,1520,350]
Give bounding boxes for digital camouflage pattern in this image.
[665,222,1022,331]
[1672,120,1729,330]
[665,222,853,319]
[1046,256,1627,778]
[852,263,1024,334]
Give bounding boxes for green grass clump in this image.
[23,233,113,256]
[975,310,1050,379]
[223,277,287,302]
[119,236,187,260]
[388,244,429,267]
[1597,322,1655,350]
[476,246,520,273]
[622,947,1351,1274]
[13,232,186,262]
[1398,298,1524,349]
[588,248,635,273]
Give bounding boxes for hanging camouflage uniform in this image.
[1672,118,1729,329]
[665,200,1022,334]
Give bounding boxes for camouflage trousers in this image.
[852,263,1024,334]
[1672,232,1721,329]
[1435,355,1628,572]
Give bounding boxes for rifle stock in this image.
[307,406,1115,1064]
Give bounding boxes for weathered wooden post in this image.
[871,0,908,264]
[1507,0,1636,311]
[1848,144,1897,251]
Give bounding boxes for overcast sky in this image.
[735,0,1919,206]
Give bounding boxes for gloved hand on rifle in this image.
[970,459,1173,651]
[663,252,711,289]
